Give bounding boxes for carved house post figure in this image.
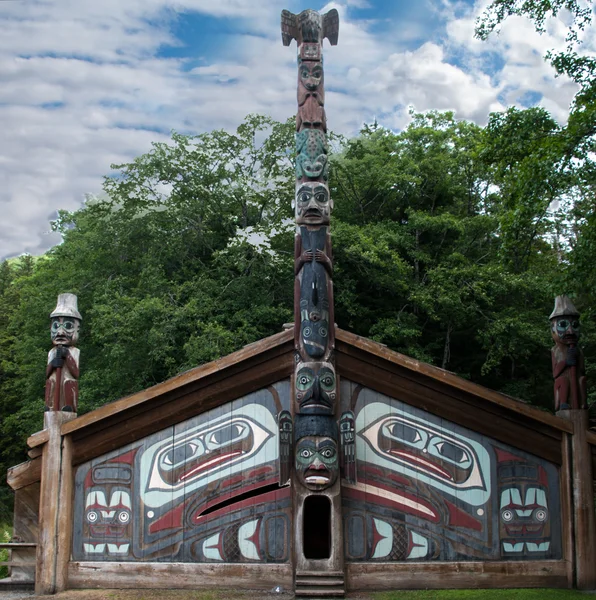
[550,295,587,411]
[45,293,81,412]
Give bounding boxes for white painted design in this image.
[407,531,429,559]
[371,518,392,559]
[107,543,130,555]
[83,543,106,553]
[109,490,131,509]
[202,533,223,561]
[502,542,524,552]
[526,542,550,552]
[85,490,107,508]
[238,519,260,560]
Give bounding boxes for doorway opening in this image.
[303,495,331,559]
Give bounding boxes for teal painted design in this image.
[296,129,328,180]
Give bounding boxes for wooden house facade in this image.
[6,327,596,596]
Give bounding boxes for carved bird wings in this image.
[281,8,339,46]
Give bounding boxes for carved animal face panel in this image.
[51,316,80,346]
[357,403,490,505]
[551,316,580,345]
[296,129,328,180]
[84,488,132,555]
[295,435,338,490]
[295,183,331,225]
[300,300,329,358]
[299,60,323,91]
[295,361,336,414]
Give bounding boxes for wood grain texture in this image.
[55,434,74,592]
[68,562,293,590]
[27,430,49,449]
[10,483,39,582]
[7,458,42,491]
[336,346,564,464]
[346,560,569,590]
[559,433,574,587]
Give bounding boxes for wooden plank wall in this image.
[10,482,39,582]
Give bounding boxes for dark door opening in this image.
[303,495,331,559]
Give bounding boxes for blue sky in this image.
[0,0,589,259]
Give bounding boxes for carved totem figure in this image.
[294,415,339,491]
[550,295,587,411]
[45,293,81,412]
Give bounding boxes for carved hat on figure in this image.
[50,293,82,346]
[549,295,580,345]
[294,415,338,491]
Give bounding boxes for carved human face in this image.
[295,436,338,491]
[299,60,323,91]
[550,316,580,345]
[300,301,329,358]
[51,316,80,346]
[295,361,336,414]
[295,183,332,225]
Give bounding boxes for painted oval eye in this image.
[301,69,309,78]
[318,327,327,338]
[297,373,314,390]
[63,320,75,331]
[501,509,514,522]
[315,192,328,203]
[163,442,199,466]
[312,67,322,78]
[558,319,569,329]
[571,320,580,328]
[303,327,312,338]
[118,511,130,524]
[534,509,548,522]
[208,423,247,448]
[321,375,334,388]
[434,441,468,464]
[51,321,61,331]
[86,510,99,523]
[384,422,421,444]
[300,449,313,459]
[298,191,311,203]
[321,448,335,459]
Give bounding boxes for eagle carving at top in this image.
[281,9,339,47]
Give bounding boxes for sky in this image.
[0,0,590,260]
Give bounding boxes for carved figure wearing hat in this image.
[45,293,81,412]
[550,295,587,411]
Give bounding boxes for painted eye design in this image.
[162,441,202,467]
[303,327,312,338]
[86,510,99,523]
[320,375,334,388]
[206,423,249,450]
[315,192,328,204]
[298,191,312,204]
[501,509,514,522]
[318,327,327,338]
[117,511,130,524]
[300,448,313,459]
[383,422,422,445]
[534,509,548,522]
[320,447,336,459]
[63,320,75,331]
[433,441,469,464]
[51,322,60,331]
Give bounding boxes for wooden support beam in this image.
[35,412,76,595]
[558,409,596,590]
[7,458,41,491]
[55,434,74,593]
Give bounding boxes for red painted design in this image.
[247,518,262,555]
[149,501,187,534]
[495,448,523,463]
[371,518,387,556]
[110,449,139,465]
[444,499,482,531]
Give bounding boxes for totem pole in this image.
[550,295,587,411]
[45,293,81,413]
[281,10,350,584]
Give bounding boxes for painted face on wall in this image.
[550,315,580,345]
[295,436,338,491]
[299,59,323,91]
[295,361,336,414]
[51,316,80,346]
[295,183,331,225]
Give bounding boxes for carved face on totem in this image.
[300,298,329,358]
[295,183,332,225]
[295,360,336,414]
[51,316,80,346]
[550,315,580,346]
[295,436,338,491]
[299,60,323,92]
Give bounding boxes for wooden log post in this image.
[35,411,76,595]
[558,409,596,589]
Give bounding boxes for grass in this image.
[373,590,591,600]
[0,523,11,579]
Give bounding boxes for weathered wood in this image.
[55,434,74,592]
[68,562,293,590]
[27,447,42,459]
[345,561,568,590]
[336,350,563,464]
[558,410,596,589]
[70,347,294,465]
[336,329,572,432]
[11,482,39,582]
[586,429,596,446]
[7,458,42,491]
[27,430,48,450]
[35,412,76,595]
[560,432,574,587]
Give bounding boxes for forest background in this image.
[0,0,595,520]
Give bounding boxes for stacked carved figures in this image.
[45,293,81,413]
